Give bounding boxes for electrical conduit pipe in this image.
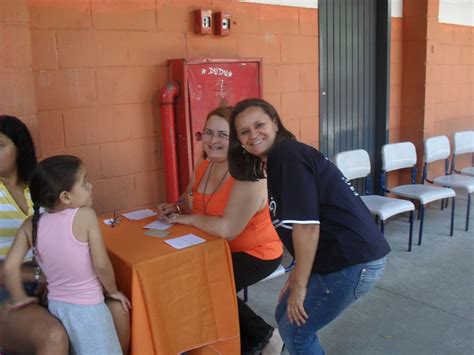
[159,82,180,203]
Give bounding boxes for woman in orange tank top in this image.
[158,106,284,354]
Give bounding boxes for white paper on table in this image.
[143,220,172,230]
[164,234,206,249]
[103,219,114,225]
[121,209,157,220]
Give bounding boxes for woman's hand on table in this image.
[157,203,177,220]
[164,213,194,226]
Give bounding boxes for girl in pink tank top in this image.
[3,155,130,355]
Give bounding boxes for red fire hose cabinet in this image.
[160,58,263,201]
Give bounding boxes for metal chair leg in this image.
[450,197,455,236]
[465,194,470,232]
[243,287,248,302]
[380,220,385,235]
[418,205,425,245]
[408,210,414,252]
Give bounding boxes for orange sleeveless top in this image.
[192,160,282,260]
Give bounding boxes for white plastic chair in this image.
[335,149,415,251]
[242,255,294,302]
[452,130,474,177]
[381,142,456,246]
[424,135,474,231]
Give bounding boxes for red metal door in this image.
[168,58,262,194]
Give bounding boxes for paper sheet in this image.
[143,220,172,230]
[144,229,170,238]
[122,209,157,220]
[164,234,206,249]
[103,218,115,225]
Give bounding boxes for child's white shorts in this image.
[49,300,122,355]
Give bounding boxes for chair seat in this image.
[391,184,455,204]
[244,258,294,302]
[461,167,474,177]
[361,195,415,221]
[260,264,286,282]
[433,175,474,193]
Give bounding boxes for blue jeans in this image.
[275,256,387,355]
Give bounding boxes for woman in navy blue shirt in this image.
[228,98,390,355]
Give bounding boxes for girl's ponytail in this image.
[31,205,41,260]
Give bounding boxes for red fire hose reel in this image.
[158,81,180,203]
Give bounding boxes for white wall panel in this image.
[391,0,403,17]
[239,0,318,8]
[240,0,403,17]
[439,0,474,26]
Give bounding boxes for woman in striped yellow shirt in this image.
[0,116,69,354]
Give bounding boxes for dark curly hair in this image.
[228,98,295,181]
[0,115,37,184]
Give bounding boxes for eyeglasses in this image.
[108,211,121,228]
[202,129,229,141]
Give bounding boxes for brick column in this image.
[400,0,429,158]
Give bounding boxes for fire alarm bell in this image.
[214,12,231,36]
[194,9,212,35]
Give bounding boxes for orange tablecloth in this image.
[100,215,240,355]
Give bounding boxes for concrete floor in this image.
[243,196,474,355]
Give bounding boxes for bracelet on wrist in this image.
[8,297,39,311]
[175,204,182,214]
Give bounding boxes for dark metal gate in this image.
[319,0,390,193]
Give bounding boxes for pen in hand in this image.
[158,197,186,219]
[174,197,186,206]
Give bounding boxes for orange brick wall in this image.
[396,0,473,180]
[399,0,428,159]
[424,3,473,177]
[425,23,473,135]
[0,0,39,145]
[21,0,318,214]
[387,17,404,188]
[1,0,469,213]
[390,17,403,144]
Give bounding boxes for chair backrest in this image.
[334,149,371,180]
[382,142,417,172]
[424,135,450,163]
[454,131,474,155]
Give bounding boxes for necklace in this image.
[202,163,229,215]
